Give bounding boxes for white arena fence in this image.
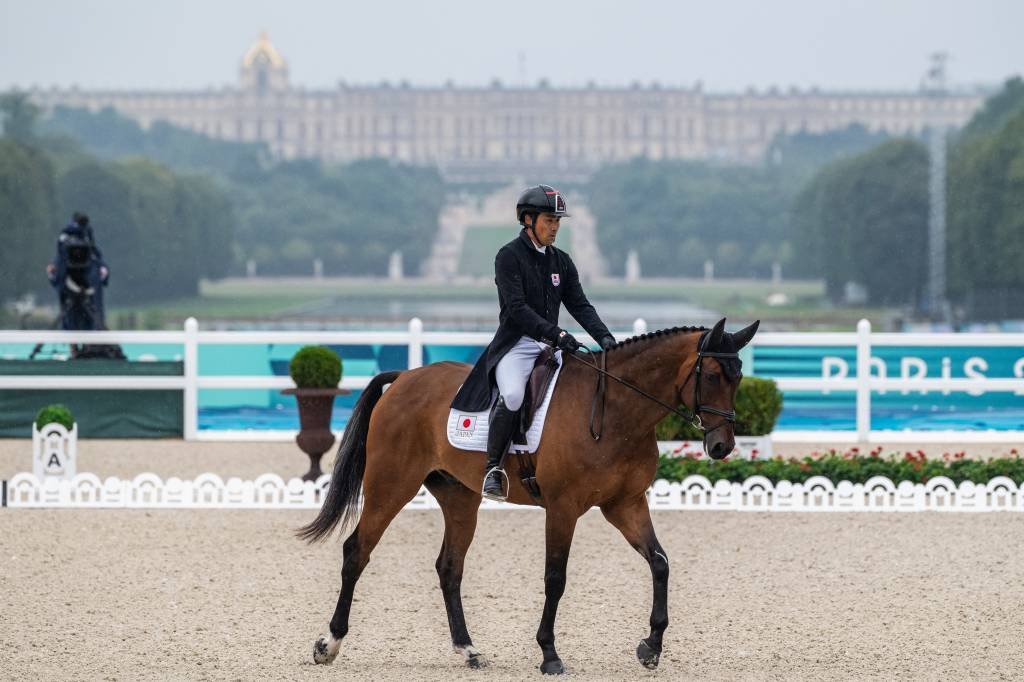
[4,472,1024,512]
[1,317,1023,443]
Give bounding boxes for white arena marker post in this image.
[633,318,647,336]
[32,422,78,479]
[408,317,424,369]
[856,319,872,443]
[184,317,199,441]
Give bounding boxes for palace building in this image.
[29,33,988,182]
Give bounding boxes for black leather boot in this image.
[482,396,519,501]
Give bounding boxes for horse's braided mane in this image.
[601,324,742,380]
[604,325,707,353]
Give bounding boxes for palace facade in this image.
[29,34,988,182]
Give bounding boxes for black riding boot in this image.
[482,397,519,501]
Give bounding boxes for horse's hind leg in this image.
[424,471,484,668]
[600,493,669,670]
[313,468,426,664]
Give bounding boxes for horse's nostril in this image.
[709,441,732,459]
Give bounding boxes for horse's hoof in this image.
[313,634,340,664]
[540,657,565,675]
[636,639,661,670]
[455,645,488,669]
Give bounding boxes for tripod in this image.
[29,284,118,360]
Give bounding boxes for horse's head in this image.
[678,318,760,460]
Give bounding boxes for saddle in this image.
[510,346,560,503]
[446,347,563,504]
[518,346,561,437]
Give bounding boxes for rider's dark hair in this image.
[72,212,90,227]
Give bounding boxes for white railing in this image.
[6,472,1023,512]
[755,319,1024,442]
[0,317,646,441]
[1,317,1022,443]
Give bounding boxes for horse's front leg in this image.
[536,505,578,675]
[600,494,669,670]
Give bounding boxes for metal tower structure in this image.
[923,52,950,322]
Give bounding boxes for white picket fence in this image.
[5,472,1023,512]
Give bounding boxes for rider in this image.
[450,185,616,501]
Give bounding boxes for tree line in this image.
[587,124,888,280]
[40,105,445,279]
[0,97,446,307]
[795,76,1024,316]
[0,95,234,305]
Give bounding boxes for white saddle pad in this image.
[447,351,563,454]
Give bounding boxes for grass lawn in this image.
[106,276,891,331]
[456,224,574,277]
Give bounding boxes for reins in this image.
[564,332,738,443]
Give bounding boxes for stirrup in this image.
[481,467,509,502]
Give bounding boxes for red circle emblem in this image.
[462,418,471,428]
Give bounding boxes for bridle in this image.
[680,331,739,439]
[566,330,739,447]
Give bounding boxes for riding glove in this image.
[599,335,616,351]
[556,330,581,352]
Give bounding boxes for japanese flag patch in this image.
[456,415,477,436]
[551,273,560,286]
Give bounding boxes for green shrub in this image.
[733,377,783,436]
[655,449,1024,485]
[656,376,783,439]
[35,404,74,430]
[289,346,343,388]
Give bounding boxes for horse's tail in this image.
[296,370,403,543]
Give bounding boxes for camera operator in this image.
[46,212,109,331]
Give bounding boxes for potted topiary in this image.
[656,376,783,460]
[282,346,348,481]
[32,404,78,479]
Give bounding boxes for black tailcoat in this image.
[450,229,612,412]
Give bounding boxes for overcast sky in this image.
[2,0,1021,93]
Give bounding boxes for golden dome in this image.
[242,31,285,68]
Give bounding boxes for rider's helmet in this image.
[516,185,570,226]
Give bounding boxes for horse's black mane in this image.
[601,324,742,380]
[604,325,707,352]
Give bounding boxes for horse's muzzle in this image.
[706,437,734,460]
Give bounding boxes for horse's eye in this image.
[706,373,719,385]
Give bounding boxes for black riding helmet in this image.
[516,184,570,225]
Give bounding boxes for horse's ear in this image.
[708,318,726,348]
[731,320,760,349]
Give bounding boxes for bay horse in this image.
[299,317,759,674]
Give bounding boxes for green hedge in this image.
[656,449,1024,485]
[35,404,74,429]
[655,376,783,440]
[289,346,343,389]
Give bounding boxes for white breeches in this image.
[494,336,546,411]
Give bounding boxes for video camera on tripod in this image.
[58,231,102,330]
[31,215,125,360]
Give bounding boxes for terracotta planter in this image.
[282,387,350,481]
